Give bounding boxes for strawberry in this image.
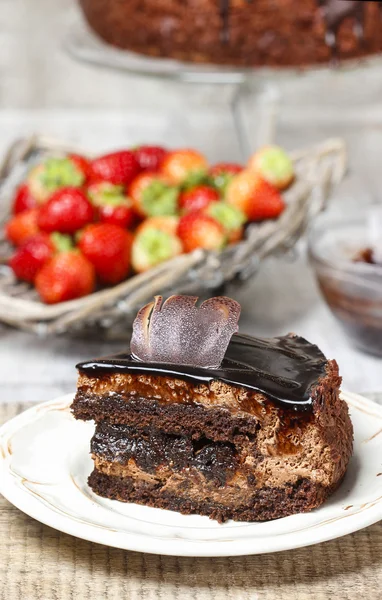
[78,223,133,284]
[247,145,294,190]
[209,163,243,176]
[35,251,95,304]
[5,208,39,246]
[136,216,179,237]
[205,201,246,244]
[68,153,92,182]
[27,156,86,203]
[161,149,208,185]
[12,183,37,214]
[98,199,135,229]
[129,172,178,218]
[177,212,226,253]
[132,227,182,273]
[88,182,135,229]
[9,233,54,283]
[209,162,243,195]
[8,232,72,283]
[226,170,285,221]
[179,185,220,213]
[38,187,94,234]
[134,145,167,172]
[90,150,139,185]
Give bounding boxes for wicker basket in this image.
[0,135,347,338]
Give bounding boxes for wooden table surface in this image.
[1,401,381,600]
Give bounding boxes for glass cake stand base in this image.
[64,21,382,160]
[64,23,290,159]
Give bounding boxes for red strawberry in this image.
[134,145,167,172]
[161,149,208,185]
[248,145,294,190]
[68,153,92,182]
[129,172,178,218]
[5,208,39,246]
[209,163,243,177]
[38,187,94,234]
[27,156,87,203]
[9,233,57,283]
[90,150,139,185]
[136,216,179,237]
[177,212,226,253]
[226,170,285,221]
[35,251,95,304]
[12,183,37,214]
[88,182,135,229]
[132,227,182,273]
[99,199,135,229]
[79,223,133,284]
[209,162,243,194]
[179,185,220,213]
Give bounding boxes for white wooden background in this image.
[1,0,382,404]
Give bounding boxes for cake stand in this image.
[64,20,382,160]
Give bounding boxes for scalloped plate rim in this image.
[0,391,381,557]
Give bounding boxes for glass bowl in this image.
[308,213,382,357]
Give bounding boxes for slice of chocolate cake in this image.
[72,295,353,522]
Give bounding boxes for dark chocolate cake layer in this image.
[78,0,382,67]
[88,470,341,523]
[91,423,239,485]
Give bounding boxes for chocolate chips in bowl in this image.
[308,210,382,357]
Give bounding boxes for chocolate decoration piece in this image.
[130,295,241,369]
[77,333,328,411]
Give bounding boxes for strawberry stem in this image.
[50,232,74,253]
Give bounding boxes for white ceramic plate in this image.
[0,392,381,557]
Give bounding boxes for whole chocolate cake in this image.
[78,0,382,67]
[71,295,353,522]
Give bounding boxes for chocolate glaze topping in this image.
[77,333,328,412]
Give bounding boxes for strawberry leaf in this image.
[50,232,74,253]
[181,169,211,191]
[38,157,85,192]
[207,202,247,232]
[141,181,179,217]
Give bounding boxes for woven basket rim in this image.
[0,135,347,334]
